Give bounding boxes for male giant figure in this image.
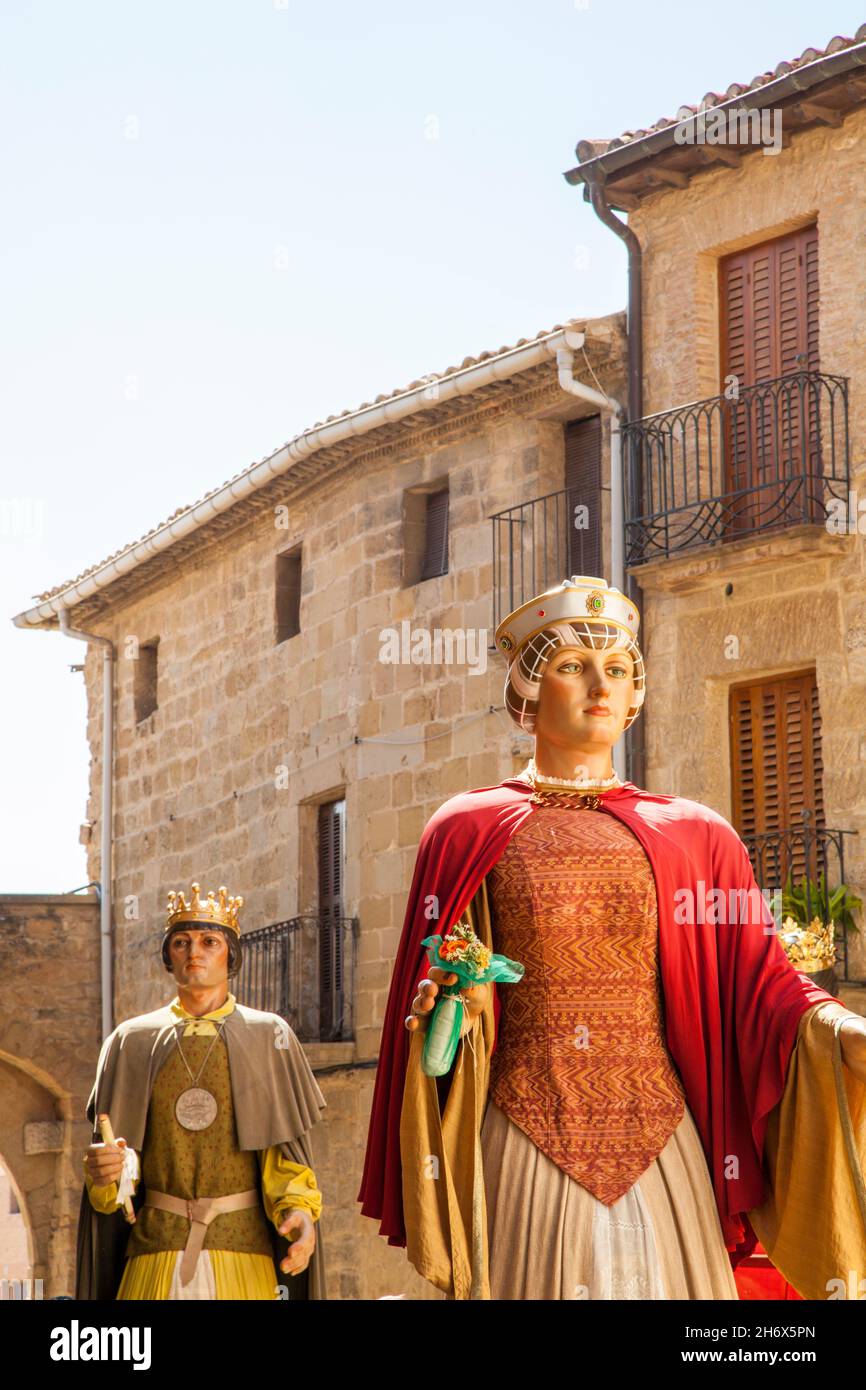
[77,881,327,1300]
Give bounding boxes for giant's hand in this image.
[839,1017,866,1085]
[85,1136,128,1186]
[278,1209,316,1276]
[404,966,489,1032]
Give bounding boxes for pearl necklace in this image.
[524,756,622,792]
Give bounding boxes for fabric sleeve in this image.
[258,1145,322,1226]
[400,880,495,1298]
[748,999,866,1299]
[82,1150,140,1214]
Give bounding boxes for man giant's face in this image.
[534,643,635,753]
[167,926,229,989]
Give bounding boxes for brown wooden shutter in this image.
[565,415,602,576]
[720,225,819,385]
[420,488,449,579]
[318,799,345,1039]
[729,671,825,889]
[719,225,820,535]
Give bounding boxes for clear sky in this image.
[2,0,861,891]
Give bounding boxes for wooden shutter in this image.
[565,416,602,576]
[719,225,820,535]
[729,671,825,889]
[318,799,345,1039]
[720,225,819,386]
[420,488,449,579]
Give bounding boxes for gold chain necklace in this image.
[525,758,621,811]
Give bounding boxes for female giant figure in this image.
[358,576,866,1299]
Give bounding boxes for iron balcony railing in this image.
[490,487,602,634]
[743,809,861,985]
[623,371,850,566]
[236,914,358,1042]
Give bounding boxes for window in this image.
[419,487,449,580]
[318,798,346,1040]
[134,640,158,722]
[729,670,825,888]
[564,415,602,577]
[719,225,818,389]
[719,225,820,536]
[275,547,302,642]
[402,481,449,585]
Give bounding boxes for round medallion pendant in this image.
[175,1086,218,1131]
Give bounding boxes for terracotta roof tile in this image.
[577,26,866,160]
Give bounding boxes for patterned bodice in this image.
[487,799,686,1204]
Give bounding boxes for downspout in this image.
[59,609,115,1039]
[584,176,647,789]
[554,327,628,783]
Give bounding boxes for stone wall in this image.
[0,894,101,1297]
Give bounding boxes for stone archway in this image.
[0,1151,35,1295]
[0,893,101,1298]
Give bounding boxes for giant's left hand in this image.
[839,1017,866,1085]
[278,1209,316,1276]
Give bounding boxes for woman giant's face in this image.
[534,643,635,750]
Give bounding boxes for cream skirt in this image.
[480,1096,739,1300]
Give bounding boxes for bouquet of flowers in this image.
[418,920,524,1077]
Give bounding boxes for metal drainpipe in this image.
[585,176,647,789]
[59,609,115,1039]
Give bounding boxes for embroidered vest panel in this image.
[487,803,686,1204]
[125,1034,274,1258]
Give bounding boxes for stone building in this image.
[10,313,628,1298]
[566,26,866,989]
[8,22,866,1303]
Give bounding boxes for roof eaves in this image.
[12,316,622,630]
[564,32,866,186]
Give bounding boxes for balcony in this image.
[490,488,602,633]
[623,371,850,566]
[743,810,861,985]
[235,914,358,1042]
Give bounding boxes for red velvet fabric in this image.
[357,779,836,1262]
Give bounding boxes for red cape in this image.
[357,778,837,1263]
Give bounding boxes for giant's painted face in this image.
[164,925,230,988]
[504,619,645,737]
[534,642,636,752]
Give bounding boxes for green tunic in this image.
[125,1032,274,1259]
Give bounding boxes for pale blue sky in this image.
[2,0,860,890]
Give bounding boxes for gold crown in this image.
[779,915,836,974]
[165,881,244,937]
